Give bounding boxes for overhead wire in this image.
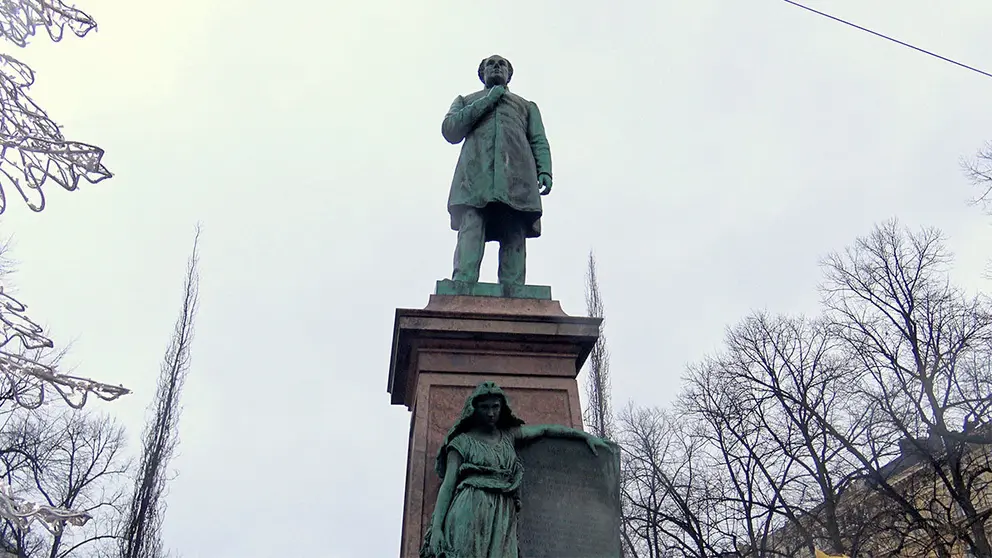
[781,0,992,80]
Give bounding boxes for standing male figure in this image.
[441,55,553,286]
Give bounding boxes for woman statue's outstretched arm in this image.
[428,449,462,556]
[513,425,613,455]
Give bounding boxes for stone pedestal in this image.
[387,291,601,558]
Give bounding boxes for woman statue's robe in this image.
[421,382,526,558]
[435,431,523,558]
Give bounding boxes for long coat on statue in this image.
[441,88,552,242]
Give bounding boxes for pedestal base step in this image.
[435,279,551,300]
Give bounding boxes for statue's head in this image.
[478,55,513,87]
[459,381,523,432]
[434,381,525,478]
[473,394,504,429]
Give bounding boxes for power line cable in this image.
[782,0,992,80]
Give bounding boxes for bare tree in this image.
[615,221,992,556]
[962,142,992,214]
[120,226,201,558]
[584,251,614,439]
[682,360,794,557]
[617,404,728,557]
[682,222,992,557]
[686,312,927,557]
[821,219,992,557]
[0,320,130,558]
[0,409,129,558]
[0,0,112,215]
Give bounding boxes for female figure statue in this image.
[420,381,611,558]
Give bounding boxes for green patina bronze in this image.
[420,381,612,558]
[442,55,552,288]
[434,279,551,300]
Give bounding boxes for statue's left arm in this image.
[513,424,613,455]
[527,102,552,186]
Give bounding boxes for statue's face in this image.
[481,56,511,87]
[474,395,503,428]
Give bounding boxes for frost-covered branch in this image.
[0,286,129,409]
[0,54,111,214]
[0,0,111,214]
[0,284,54,352]
[0,0,99,47]
[0,480,90,536]
[0,351,130,409]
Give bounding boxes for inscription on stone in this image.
[517,437,622,558]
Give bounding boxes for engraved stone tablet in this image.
[517,437,622,558]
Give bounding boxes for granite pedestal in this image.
[387,284,601,558]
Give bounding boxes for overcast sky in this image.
[3,1,991,556]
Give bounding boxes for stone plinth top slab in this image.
[387,294,601,409]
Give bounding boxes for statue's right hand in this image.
[489,85,506,100]
[429,529,444,556]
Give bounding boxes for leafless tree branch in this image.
[962,141,992,213]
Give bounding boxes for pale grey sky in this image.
[2,1,991,556]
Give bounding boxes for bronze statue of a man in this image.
[441,55,552,286]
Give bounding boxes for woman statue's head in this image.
[473,394,504,429]
[435,381,525,478]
